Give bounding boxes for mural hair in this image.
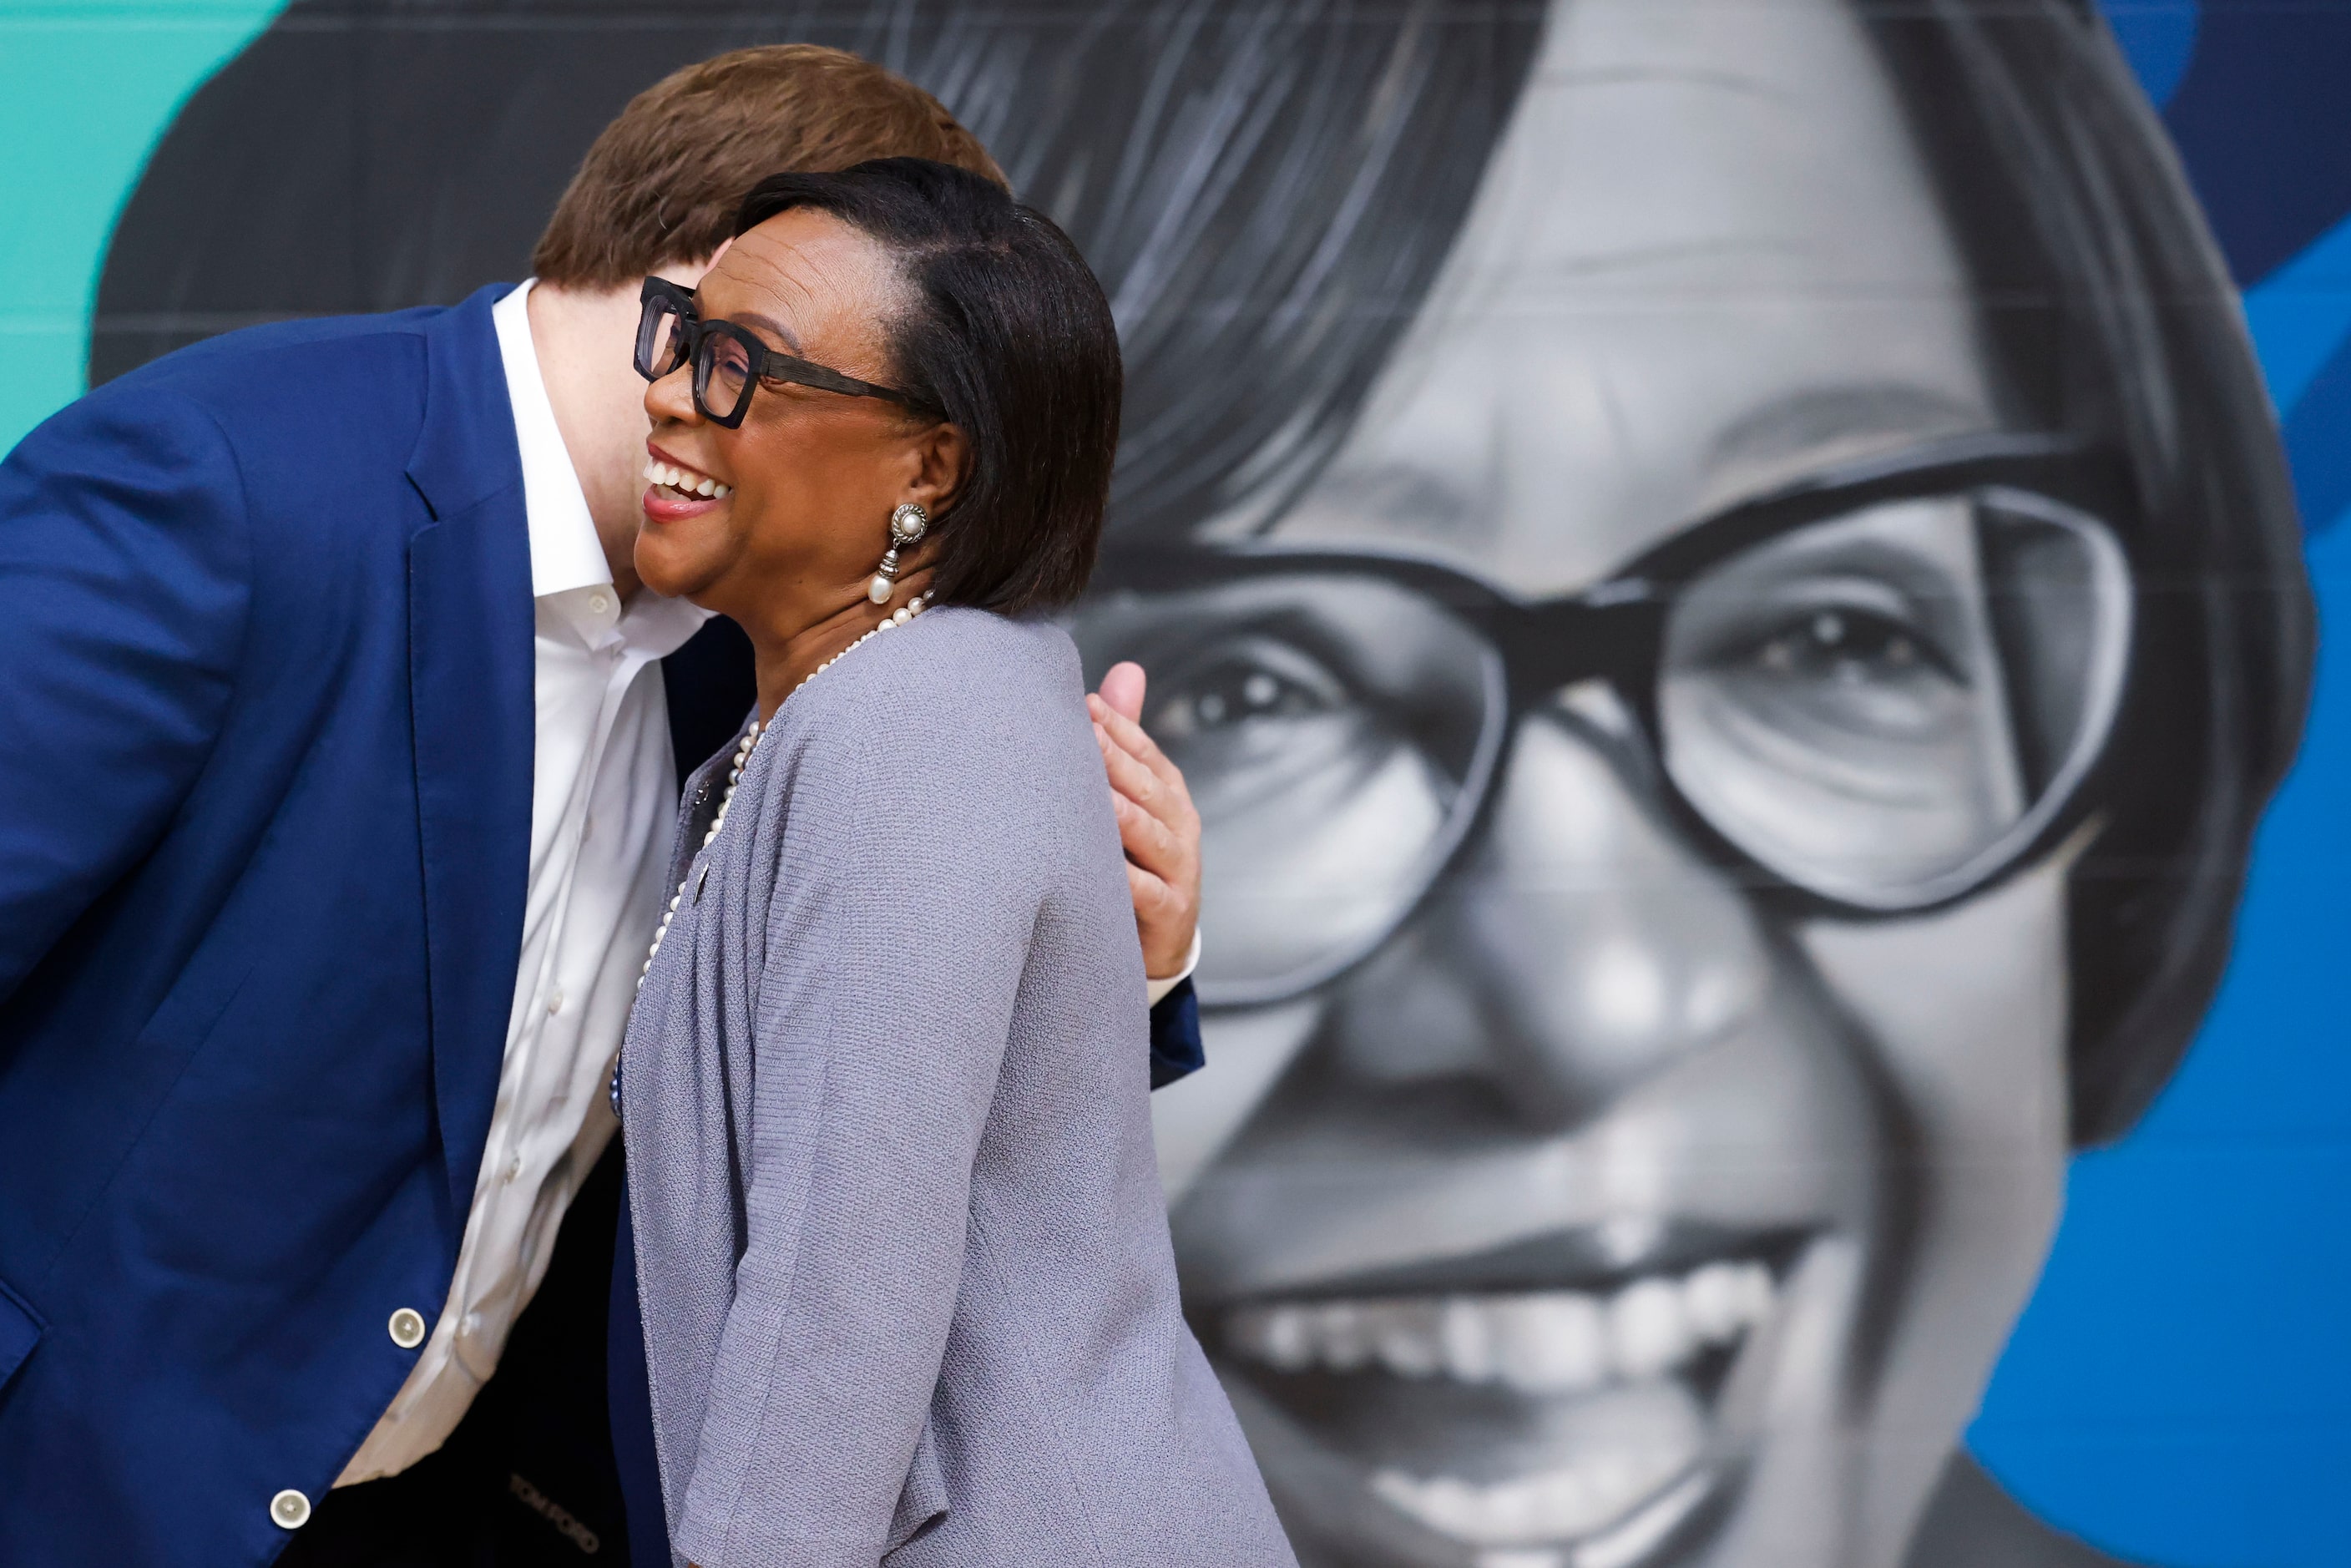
[1864,0,2314,1142]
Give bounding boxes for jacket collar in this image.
[404,284,536,1224]
[406,285,526,523]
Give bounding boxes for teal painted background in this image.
[0,0,279,449]
[5,5,2348,1563]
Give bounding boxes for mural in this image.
[45,0,2347,1564]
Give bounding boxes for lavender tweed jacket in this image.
[617,608,1293,1568]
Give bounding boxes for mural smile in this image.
[1210,1241,1806,1564]
[1222,1260,1776,1393]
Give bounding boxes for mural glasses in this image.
[1072,437,2134,1008]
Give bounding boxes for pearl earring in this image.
[867,503,928,604]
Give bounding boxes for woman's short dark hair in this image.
[732,157,1120,616]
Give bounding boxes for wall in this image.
[3,3,2347,1565]
[0,0,280,446]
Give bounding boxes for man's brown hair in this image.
[532,44,1008,289]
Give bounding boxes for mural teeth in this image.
[1606,1278,1689,1381]
[1440,1295,1495,1381]
[1223,1263,1776,1389]
[1683,1260,1772,1343]
[1316,1301,1372,1371]
[1371,1439,1696,1548]
[1491,1292,1606,1393]
[1368,1300,1443,1378]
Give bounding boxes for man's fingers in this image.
[1112,787,1182,877]
[1085,695,1170,776]
[1087,680,1201,979]
[1127,858,1174,918]
[1097,660,1146,725]
[1087,692,1183,791]
[1095,719,1168,816]
[1126,862,1194,978]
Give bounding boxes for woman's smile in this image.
[640,441,731,524]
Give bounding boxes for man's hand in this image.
[1090,662,1202,981]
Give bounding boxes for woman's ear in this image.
[906,422,972,517]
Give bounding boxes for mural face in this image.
[84,0,2313,1565]
[1066,3,2106,1562]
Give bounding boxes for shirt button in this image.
[588,591,613,616]
[270,1489,312,1530]
[546,985,565,1016]
[503,1152,523,1184]
[462,1311,483,1339]
[387,1308,427,1349]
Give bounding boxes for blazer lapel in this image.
[405,285,533,1223]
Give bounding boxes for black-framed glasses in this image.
[633,277,936,428]
[1069,434,2136,1009]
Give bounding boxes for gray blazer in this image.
[619,608,1294,1568]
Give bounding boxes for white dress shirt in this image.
[338,282,711,1485]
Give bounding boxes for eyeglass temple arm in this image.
[760,352,928,409]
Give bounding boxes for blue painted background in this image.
[0,2,2346,1561]
[1969,5,2351,1565]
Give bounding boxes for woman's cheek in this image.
[1791,854,2073,1490]
[1796,854,2073,1158]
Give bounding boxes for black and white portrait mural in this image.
[86,3,2322,1565]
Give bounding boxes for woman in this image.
[613,157,1295,1567]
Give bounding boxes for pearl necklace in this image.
[637,594,929,992]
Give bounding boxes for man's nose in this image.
[1328,695,1782,1129]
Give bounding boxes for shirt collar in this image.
[494,281,713,655]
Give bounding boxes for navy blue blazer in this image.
[0,286,1200,1566]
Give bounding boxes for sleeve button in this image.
[388,1308,428,1349]
[270,1490,311,1530]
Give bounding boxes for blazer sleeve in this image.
[0,391,250,1001]
[1148,979,1204,1089]
[673,700,1055,1568]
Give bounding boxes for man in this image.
[0,46,1206,1568]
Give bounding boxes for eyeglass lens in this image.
[636,294,689,381]
[1658,489,2128,908]
[636,295,756,423]
[1069,577,1502,1005]
[698,331,756,423]
[1069,488,2128,1004]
